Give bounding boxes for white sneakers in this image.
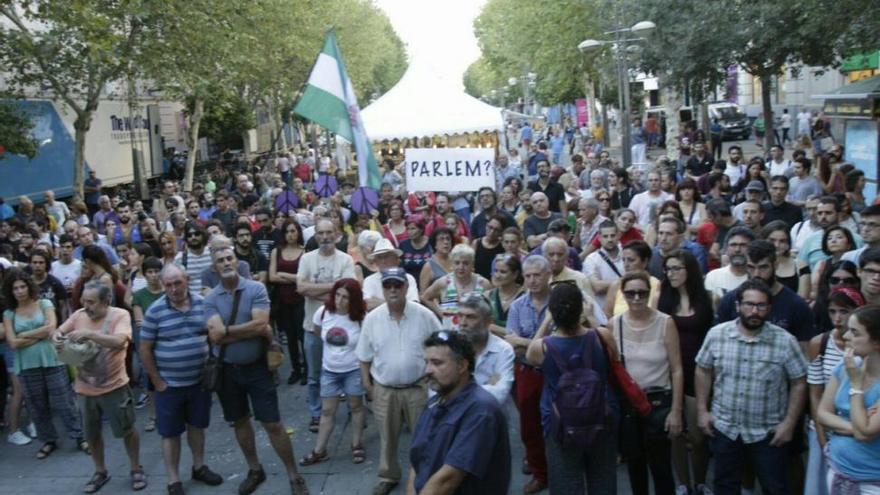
[7,431,32,445]
[26,422,36,438]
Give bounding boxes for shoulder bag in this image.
[201,289,242,392]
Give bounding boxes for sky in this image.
[373,0,485,91]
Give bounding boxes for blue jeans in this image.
[303,332,323,419]
[711,433,789,495]
[805,427,829,495]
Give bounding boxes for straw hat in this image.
[369,238,403,259]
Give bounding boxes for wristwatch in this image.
[849,388,865,397]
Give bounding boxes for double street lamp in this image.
[508,72,537,115]
[579,20,655,169]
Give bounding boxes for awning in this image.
[841,51,880,72]
[812,75,880,100]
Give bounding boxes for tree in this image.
[0,101,37,160]
[0,1,150,198]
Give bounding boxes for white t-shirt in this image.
[797,112,811,133]
[362,272,419,303]
[312,305,361,373]
[298,249,355,328]
[724,162,746,186]
[768,159,792,178]
[781,113,792,129]
[629,190,673,226]
[51,259,82,290]
[704,265,748,300]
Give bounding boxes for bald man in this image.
[522,192,562,248]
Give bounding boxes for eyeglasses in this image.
[623,289,650,300]
[664,265,685,273]
[382,280,405,289]
[830,276,857,285]
[739,302,770,311]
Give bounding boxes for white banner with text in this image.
[403,148,496,192]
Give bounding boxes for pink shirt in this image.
[59,307,131,396]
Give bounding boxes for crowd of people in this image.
[0,121,877,495]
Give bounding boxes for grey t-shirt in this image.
[205,277,270,364]
[522,212,562,239]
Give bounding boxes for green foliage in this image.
[0,101,37,160]
[472,0,602,105]
[195,90,256,149]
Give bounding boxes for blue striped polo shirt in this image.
[140,293,209,387]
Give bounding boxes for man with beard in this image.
[51,234,82,294]
[695,279,807,495]
[297,219,355,435]
[722,145,747,187]
[425,193,469,239]
[174,225,212,295]
[107,201,141,246]
[716,240,816,344]
[356,268,441,495]
[528,160,567,215]
[797,195,863,270]
[204,245,309,495]
[406,330,511,495]
[469,187,515,239]
[31,250,69,322]
[232,222,267,283]
[252,208,281,260]
[583,220,624,307]
[53,281,146,493]
[704,227,754,306]
[456,293,514,405]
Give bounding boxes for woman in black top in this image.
[657,250,713,495]
[471,215,506,280]
[608,167,636,210]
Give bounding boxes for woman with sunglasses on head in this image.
[812,260,861,346]
[613,270,683,495]
[816,305,880,493]
[300,279,367,466]
[487,254,524,338]
[658,251,714,495]
[269,218,307,385]
[604,241,660,318]
[761,221,809,298]
[524,281,618,494]
[811,226,857,302]
[805,288,864,495]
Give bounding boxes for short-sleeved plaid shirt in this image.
[695,319,808,443]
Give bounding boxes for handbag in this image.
[265,338,285,371]
[201,289,242,392]
[54,312,112,367]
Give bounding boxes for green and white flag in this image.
[294,31,381,190]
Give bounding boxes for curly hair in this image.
[324,278,366,322]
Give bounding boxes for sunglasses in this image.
[830,276,857,285]
[623,289,650,300]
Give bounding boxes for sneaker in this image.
[135,393,150,409]
[697,485,714,495]
[676,485,690,495]
[26,423,37,438]
[8,431,32,445]
[145,417,156,432]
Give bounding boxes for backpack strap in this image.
[597,250,623,277]
[616,315,627,368]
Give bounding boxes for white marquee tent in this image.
[361,64,505,142]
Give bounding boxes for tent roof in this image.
[361,64,504,141]
[813,75,880,100]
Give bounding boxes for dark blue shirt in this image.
[410,381,511,495]
[715,283,816,342]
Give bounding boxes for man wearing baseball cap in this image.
[356,267,442,495]
[733,180,766,221]
[362,239,419,311]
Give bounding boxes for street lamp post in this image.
[578,20,655,169]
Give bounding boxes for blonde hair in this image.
[450,243,475,261]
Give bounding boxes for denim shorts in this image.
[155,383,212,438]
[319,368,365,398]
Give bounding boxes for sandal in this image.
[299,450,329,466]
[77,439,91,455]
[83,471,110,494]
[308,417,319,433]
[36,441,57,459]
[130,467,148,491]
[351,444,366,464]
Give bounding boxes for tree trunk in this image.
[183,97,204,193]
[663,82,683,161]
[700,100,711,140]
[72,116,89,201]
[127,77,149,201]
[241,130,252,160]
[760,74,775,151]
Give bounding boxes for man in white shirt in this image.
[704,227,754,306]
[790,197,822,255]
[582,220,624,307]
[297,219,355,427]
[766,145,793,178]
[628,170,673,225]
[43,190,70,233]
[796,108,812,138]
[457,293,514,405]
[362,238,419,309]
[356,268,441,495]
[780,109,793,146]
[51,234,82,292]
[723,146,746,186]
